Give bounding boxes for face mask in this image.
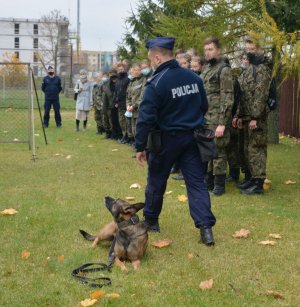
[80,75,87,80]
[246,52,256,63]
[141,68,151,76]
[102,77,108,82]
[207,58,217,65]
[110,76,117,82]
[128,74,134,80]
[48,72,54,76]
[118,71,126,77]
[240,63,248,69]
[191,69,201,74]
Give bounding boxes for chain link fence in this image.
[0,62,37,159]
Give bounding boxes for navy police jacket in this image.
[135,59,208,152]
[41,75,62,100]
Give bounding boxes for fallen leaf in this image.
[86,213,92,218]
[259,240,276,246]
[165,191,173,195]
[285,180,296,185]
[177,195,188,202]
[199,279,213,290]
[188,253,194,259]
[180,184,186,188]
[112,149,118,152]
[130,183,141,189]
[66,155,72,159]
[54,153,62,156]
[88,144,93,148]
[105,293,121,299]
[125,196,135,201]
[3,130,8,133]
[266,290,284,299]
[279,135,285,139]
[0,208,18,215]
[232,229,250,239]
[57,137,64,142]
[43,257,51,265]
[151,239,173,248]
[13,138,19,141]
[57,255,65,262]
[269,233,282,239]
[80,299,98,306]
[21,250,30,260]
[34,134,40,136]
[90,290,105,300]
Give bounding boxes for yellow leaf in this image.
[269,233,282,239]
[125,196,135,201]
[180,184,186,188]
[13,138,19,141]
[266,290,284,299]
[0,208,18,215]
[80,298,98,306]
[263,178,271,190]
[199,278,213,290]
[21,250,30,260]
[151,239,173,248]
[188,253,194,259]
[66,155,72,159]
[57,137,64,142]
[177,195,188,202]
[130,183,141,189]
[232,229,250,239]
[111,149,118,152]
[285,180,296,185]
[105,293,120,299]
[54,153,62,156]
[90,290,105,300]
[86,213,92,218]
[57,255,65,262]
[259,240,276,246]
[88,144,93,148]
[165,191,173,195]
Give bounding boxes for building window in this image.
[33,66,39,76]
[33,38,38,49]
[14,37,20,48]
[15,51,20,59]
[33,24,38,35]
[33,52,39,63]
[14,23,19,34]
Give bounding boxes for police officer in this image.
[202,37,234,196]
[135,37,216,246]
[235,38,271,194]
[41,66,62,128]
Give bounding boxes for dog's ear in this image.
[124,202,145,214]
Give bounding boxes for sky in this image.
[0,0,139,51]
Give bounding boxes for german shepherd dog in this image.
[80,196,148,271]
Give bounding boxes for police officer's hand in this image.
[232,117,238,128]
[237,118,243,129]
[136,151,147,166]
[215,125,225,138]
[249,120,257,130]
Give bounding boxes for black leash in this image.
[71,238,116,288]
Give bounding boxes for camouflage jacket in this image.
[237,57,271,120]
[92,83,102,110]
[102,80,114,110]
[201,59,233,126]
[126,77,145,117]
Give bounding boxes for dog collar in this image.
[117,215,139,229]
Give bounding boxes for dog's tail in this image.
[79,229,96,241]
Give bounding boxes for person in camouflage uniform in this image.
[102,69,118,139]
[92,73,107,135]
[235,38,271,194]
[202,37,234,196]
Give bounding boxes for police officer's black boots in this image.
[200,227,215,246]
[205,171,214,191]
[241,178,264,195]
[142,216,160,233]
[212,174,226,196]
[225,168,240,182]
[238,171,252,189]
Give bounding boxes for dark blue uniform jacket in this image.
[135,59,208,152]
[41,75,62,100]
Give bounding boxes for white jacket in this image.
[74,80,94,111]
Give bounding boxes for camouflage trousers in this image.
[131,113,138,137]
[94,108,104,130]
[103,108,112,132]
[118,109,127,137]
[126,117,133,138]
[243,119,267,179]
[207,125,230,175]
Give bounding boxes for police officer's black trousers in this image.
[43,99,61,126]
[144,132,216,229]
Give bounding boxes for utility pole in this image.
[76,0,80,62]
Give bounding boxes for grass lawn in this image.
[0,108,299,306]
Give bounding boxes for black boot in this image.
[226,168,240,182]
[200,227,215,246]
[96,126,103,135]
[75,120,80,132]
[212,174,226,196]
[205,171,214,191]
[105,130,112,139]
[142,216,160,233]
[83,120,87,131]
[241,178,264,195]
[238,172,252,189]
